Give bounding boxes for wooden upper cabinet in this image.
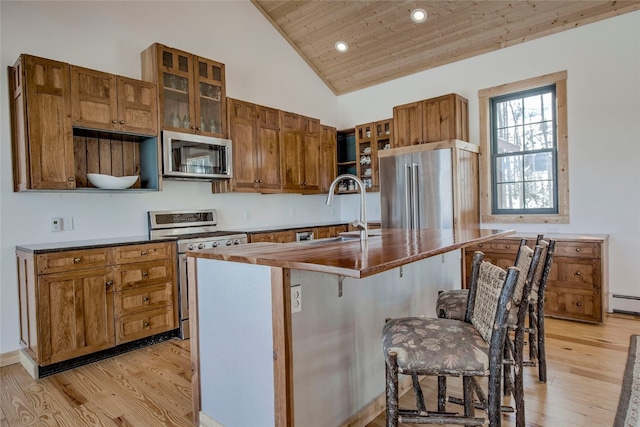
[301,116,321,193]
[393,101,423,147]
[393,94,469,147]
[141,43,226,137]
[256,105,281,191]
[9,55,75,190]
[71,66,157,136]
[279,111,304,192]
[227,98,280,193]
[320,125,337,193]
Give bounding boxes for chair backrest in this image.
[529,237,555,303]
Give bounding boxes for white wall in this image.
[1,2,638,355]
[338,11,640,309]
[0,1,342,355]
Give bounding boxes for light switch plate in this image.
[50,217,62,232]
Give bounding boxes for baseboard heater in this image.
[612,294,640,316]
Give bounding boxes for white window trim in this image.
[478,71,569,224]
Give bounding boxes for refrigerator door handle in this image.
[404,164,412,228]
[411,163,420,229]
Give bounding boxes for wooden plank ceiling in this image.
[252,1,640,95]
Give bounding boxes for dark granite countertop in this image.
[16,235,177,254]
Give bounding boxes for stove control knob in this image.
[188,244,195,250]
[234,239,241,245]
[226,240,233,246]
[198,243,205,250]
[212,241,218,247]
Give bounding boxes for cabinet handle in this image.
[575,271,582,276]
[141,250,148,255]
[105,280,113,286]
[477,243,483,248]
[142,272,148,277]
[576,302,582,307]
[143,296,150,302]
[74,258,81,263]
[143,322,149,327]
[505,245,510,249]
[68,177,75,181]
[119,120,125,125]
[575,248,581,252]
[112,120,118,124]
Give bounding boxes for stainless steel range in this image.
[148,209,247,339]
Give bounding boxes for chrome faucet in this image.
[326,174,368,242]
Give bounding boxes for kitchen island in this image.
[187,227,514,427]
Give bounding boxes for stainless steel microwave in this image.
[162,131,232,180]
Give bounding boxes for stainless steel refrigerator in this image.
[379,146,455,229]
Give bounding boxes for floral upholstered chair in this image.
[382,252,521,427]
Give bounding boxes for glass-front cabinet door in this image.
[194,56,225,137]
[159,47,195,133]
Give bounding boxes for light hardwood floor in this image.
[1,315,638,427]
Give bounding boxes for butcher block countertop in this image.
[187,227,515,278]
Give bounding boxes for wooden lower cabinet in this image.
[16,241,177,367]
[247,224,353,243]
[463,234,608,323]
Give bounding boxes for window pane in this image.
[524,152,554,181]
[497,126,523,152]
[524,122,554,150]
[496,155,523,183]
[524,180,554,209]
[495,98,523,127]
[497,182,523,209]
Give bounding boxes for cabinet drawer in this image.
[545,288,600,323]
[547,257,598,290]
[467,239,521,254]
[115,306,175,345]
[553,241,600,258]
[114,242,173,264]
[114,283,173,317]
[36,248,112,274]
[114,259,174,291]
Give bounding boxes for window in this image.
[479,71,569,224]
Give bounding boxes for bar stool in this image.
[382,252,521,427]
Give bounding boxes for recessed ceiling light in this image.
[335,41,349,53]
[411,8,427,24]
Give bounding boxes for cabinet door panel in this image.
[302,117,321,192]
[319,126,337,193]
[71,66,118,131]
[194,56,225,136]
[38,267,114,364]
[248,232,274,243]
[280,112,304,190]
[25,56,75,189]
[228,99,258,191]
[393,101,423,147]
[256,105,281,191]
[117,76,157,136]
[545,288,597,322]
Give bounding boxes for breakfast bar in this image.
[187,227,514,427]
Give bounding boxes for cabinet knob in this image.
[575,248,581,252]
[112,120,118,124]
[68,177,75,182]
[143,322,149,327]
[576,302,582,307]
[119,120,125,125]
[477,243,483,248]
[575,271,582,276]
[143,296,150,302]
[505,245,510,249]
[105,280,113,286]
[142,272,148,277]
[141,250,148,255]
[74,258,81,263]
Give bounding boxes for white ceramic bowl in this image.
[86,173,139,189]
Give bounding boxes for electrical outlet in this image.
[63,217,74,230]
[244,210,251,221]
[291,284,302,313]
[50,217,62,232]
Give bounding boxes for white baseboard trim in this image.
[0,350,20,367]
[199,411,225,427]
[612,294,640,316]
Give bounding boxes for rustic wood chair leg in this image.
[463,376,476,418]
[412,373,427,414]
[537,302,547,383]
[437,375,447,412]
[514,325,526,427]
[386,351,399,427]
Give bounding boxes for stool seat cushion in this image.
[436,289,469,320]
[383,317,489,376]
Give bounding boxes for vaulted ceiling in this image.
[252,1,640,95]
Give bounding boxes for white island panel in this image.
[197,259,276,426]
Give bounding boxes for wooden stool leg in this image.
[463,376,475,417]
[386,351,399,427]
[412,373,426,413]
[537,304,547,383]
[437,375,447,412]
